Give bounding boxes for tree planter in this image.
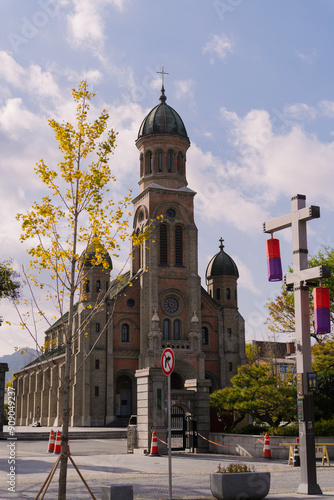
[210,471,271,500]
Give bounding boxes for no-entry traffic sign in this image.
[161,348,175,376]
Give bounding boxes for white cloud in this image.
[0,51,60,101]
[67,0,129,52]
[319,100,334,118]
[174,79,195,100]
[295,48,317,64]
[0,98,40,139]
[202,33,233,64]
[284,103,317,121]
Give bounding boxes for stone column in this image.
[0,363,8,433]
[184,379,211,453]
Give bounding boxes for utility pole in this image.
[263,194,330,494]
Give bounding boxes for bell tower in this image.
[131,86,202,373]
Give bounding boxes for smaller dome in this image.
[83,238,113,270]
[206,238,239,279]
[137,86,188,139]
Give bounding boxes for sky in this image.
[1,0,334,356]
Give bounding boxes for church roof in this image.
[206,239,239,279]
[83,237,112,269]
[137,86,188,139]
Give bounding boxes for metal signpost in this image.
[161,348,175,500]
[264,194,331,494]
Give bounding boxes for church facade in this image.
[14,86,246,451]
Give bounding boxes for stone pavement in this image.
[1,446,333,500]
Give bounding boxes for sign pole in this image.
[168,373,172,500]
[161,348,175,500]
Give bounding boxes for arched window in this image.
[216,288,221,301]
[95,359,100,369]
[175,225,183,266]
[227,328,232,337]
[226,288,231,300]
[177,152,183,175]
[96,280,101,292]
[146,152,152,174]
[163,319,170,340]
[158,151,163,172]
[228,362,233,372]
[174,319,180,340]
[85,280,90,293]
[201,326,209,345]
[160,224,168,266]
[95,323,100,333]
[167,151,173,172]
[121,324,129,342]
[140,154,144,177]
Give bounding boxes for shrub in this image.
[216,463,255,473]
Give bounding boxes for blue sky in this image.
[1,0,334,355]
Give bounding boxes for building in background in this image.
[14,87,246,451]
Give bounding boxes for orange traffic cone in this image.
[149,430,160,456]
[54,430,61,454]
[47,429,55,453]
[263,432,271,459]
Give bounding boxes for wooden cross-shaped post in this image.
[264,194,330,495]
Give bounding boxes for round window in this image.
[163,296,179,313]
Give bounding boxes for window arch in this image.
[140,153,144,177]
[226,288,231,300]
[159,224,168,266]
[146,151,153,174]
[201,326,209,345]
[216,288,221,301]
[174,319,181,340]
[121,324,130,342]
[167,150,174,172]
[175,225,183,266]
[177,152,183,175]
[157,151,163,172]
[163,318,170,340]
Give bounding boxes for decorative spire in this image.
[219,237,224,251]
[159,85,167,103]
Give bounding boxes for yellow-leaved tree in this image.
[16,81,148,499]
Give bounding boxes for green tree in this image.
[16,81,151,499]
[266,246,334,340]
[210,364,297,429]
[0,260,20,325]
[312,337,334,420]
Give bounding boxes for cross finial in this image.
[219,237,224,251]
[157,65,169,87]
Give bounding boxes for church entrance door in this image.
[116,375,132,417]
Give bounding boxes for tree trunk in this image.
[58,338,72,499]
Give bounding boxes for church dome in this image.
[137,86,188,139]
[206,239,239,279]
[83,238,113,269]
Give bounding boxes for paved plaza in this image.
[1,435,334,500]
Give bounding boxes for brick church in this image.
[14,85,246,451]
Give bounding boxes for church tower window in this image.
[163,318,170,340]
[174,319,181,340]
[216,288,221,301]
[177,152,183,175]
[175,225,183,266]
[201,326,209,345]
[167,151,173,172]
[121,324,129,342]
[85,280,90,293]
[96,280,101,292]
[158,151,163,172]
[227,288,231,300]
[159,224,168,266]
[95,323,100,333]
[146,152,153,174]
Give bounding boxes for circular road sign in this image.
[161,348,175,376]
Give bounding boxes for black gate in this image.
[171,405,186,450]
